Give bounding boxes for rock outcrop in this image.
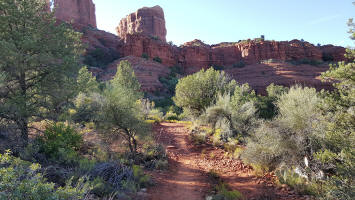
[318,45,347,62]
[117,6,167,42]
[53,0,97,28]
[122,35,329,73]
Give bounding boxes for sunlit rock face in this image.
[53,0,97,28]
[117,5,167,42]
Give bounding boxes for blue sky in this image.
[95,0,355,47]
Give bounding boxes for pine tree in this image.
[0,0,83,145]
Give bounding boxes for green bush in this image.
[38,123,83,164]
[141,53,149,60]
[83,47,120,69]
[232,61,246,68]
[174,67,237,117]
[0,151,90,200]
[211,183,243,200]
[153,56,162,63]
[242,85,325,175]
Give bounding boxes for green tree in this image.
[99,62,148,154]
[110,60,142,98]
[173,67,236,117]
[76,66,99,94]
[0,0,83,145]
[317,17,355,199]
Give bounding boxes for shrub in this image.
[0,151,90,200]
[153,56,162,63]
[322,52,334,62]
[83,47,120,69]
[242,85,325,176]
[141,53,149,60]
[210,183,243,200]
[38,123,83,165]
[174,67,237,117]
[232,61,246,68]
[212,65,225,70]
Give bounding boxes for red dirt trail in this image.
[146,123,310,200]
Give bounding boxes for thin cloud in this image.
[308,14,341,25]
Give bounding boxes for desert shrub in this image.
[256,84,289,119]
[164,111,179,120]
[322,52,334,62]
[38,123,83,165]
[159,76,179,95]
[72,92,104,123]
[276,168,321,196]
[153,56,162,63]
[0,151,90,200]
[141,53,149,60]
[90,162,134,190]
[174,67,237,117]
[212,65,225,70]
[210,183,243,200]
[83,47,120,69]
[232,61,246,68]
[90,162,150,194]
[242,85,326,176]
[203,84,258,142]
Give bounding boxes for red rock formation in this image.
[318,45,346,62]
[54,0,97,28]
[117,6,167,42]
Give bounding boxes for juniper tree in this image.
[0,0,83,145]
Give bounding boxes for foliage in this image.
[153,56,162,63]
[141,53,149,60]
[242,86,325,174]
[76,66,100,94]
[212,65,225,70]
[83,47,120,69]
[174,67,237,117]
[232,61,246,68]
[99,61,149,154]
[315,17,355,200]
[38,123,83,165]
[0,0,84,145]
[0,151,90,200]
[72,92,104,123]
[203,91,257,142]
[210,183,243,200]
[90,162,151,193]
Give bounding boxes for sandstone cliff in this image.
[117,6,167,42]
[54,0,97,28]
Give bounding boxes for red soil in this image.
[146,123,312,200]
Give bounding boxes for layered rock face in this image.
[117,6,167,42]
[54,0,97,28]
[122,35,330,73]
[318,45,346,62]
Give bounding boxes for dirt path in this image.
[147,123,307,200]
[147,123,209,200]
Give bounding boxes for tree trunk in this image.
[19,118,29,147]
